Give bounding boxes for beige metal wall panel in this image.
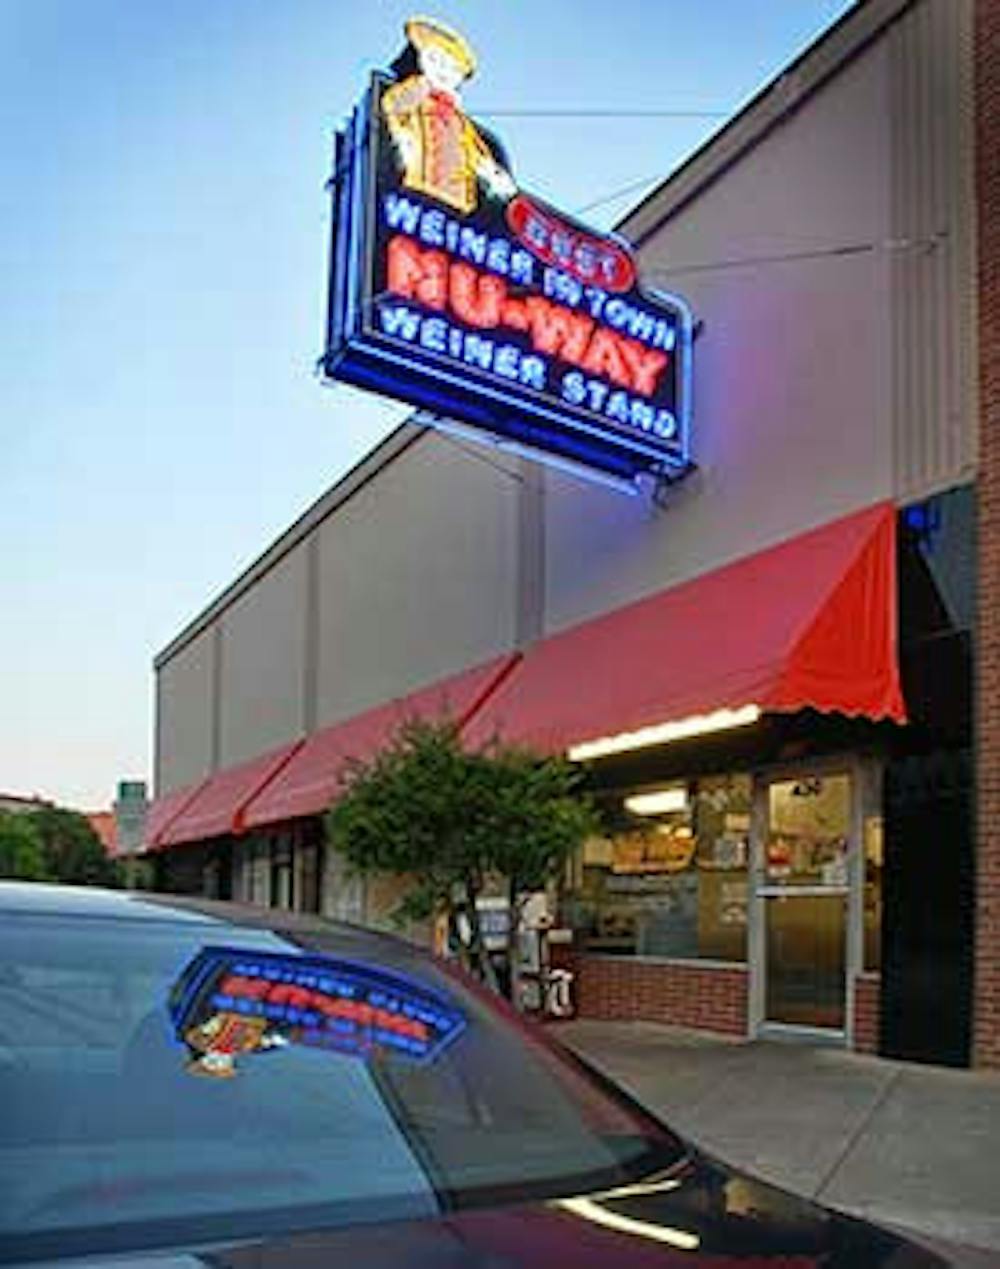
[889,0,977,500]
[315,432,518,727]
[155,627,215,794]
[218,543,308,767]
[547,44,896,632]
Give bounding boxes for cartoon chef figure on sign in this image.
[382,16,516,215]
[183,1010,287,1079]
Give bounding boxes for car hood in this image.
[13,1152,944,1268]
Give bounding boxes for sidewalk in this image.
[558,1020,1000,1267]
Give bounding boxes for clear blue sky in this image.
[0,0,855,809]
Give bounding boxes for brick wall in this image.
[976,0,1000,1069]
[574,956,748,1036]
[853,973,881,1055]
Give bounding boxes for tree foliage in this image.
[33,807,122,887]
[0,807,122,887]
[325,718,599,990]
[0,812,52,881]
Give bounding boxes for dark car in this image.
[0,882,943,1267]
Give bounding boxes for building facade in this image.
[148,0,998,1067]
[0,794,54,814]
[975,0,1000,1069]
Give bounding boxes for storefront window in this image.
[246,838,271,906]
[567,774,751,962]
[766,775,850,887]
[296,838,323,914]
[271,833,294,910]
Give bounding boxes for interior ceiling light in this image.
[569,705,762,762]
[624,787,689,816]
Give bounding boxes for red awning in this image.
[242,654,519,831]
[464,503,905,755]
[159,741,305,847]
[144,779,208,850]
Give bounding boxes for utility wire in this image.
[575,175,666,217]
[476,108,731,119]
[644,233,947,280]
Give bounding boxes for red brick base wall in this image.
[574,956,748,1036]
[853,974,881,1054]
[976,0,1000,1069]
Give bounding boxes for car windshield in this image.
[0,901,684,1263]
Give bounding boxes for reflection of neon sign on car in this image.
[183,1009,286,1079]
[169,947,466,1078]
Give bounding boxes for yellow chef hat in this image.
[405,16,477,79]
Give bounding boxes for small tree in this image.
[325,718,599,995]
[0,812,52,881]
[33,807,122,887]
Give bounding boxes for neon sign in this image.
[170,947,466,1077]
[323,17,693,484]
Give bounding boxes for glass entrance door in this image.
[761,773,851,1032]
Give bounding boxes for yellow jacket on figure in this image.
[382,16,515,216]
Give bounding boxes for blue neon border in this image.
[170,945,468,1067]
[324,77,694,482]
[327,80,687,476]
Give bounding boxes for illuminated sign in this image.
[323,17,693,484]
[170,947,466,1076]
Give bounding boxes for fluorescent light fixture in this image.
[556,1197,700,1251]
[569,704,762,762]
[624,787,688,816]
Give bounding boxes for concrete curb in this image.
[557,1020,1000,1263]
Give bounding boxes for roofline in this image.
[156,1,913,672]
[617,0,916,246]
[154,417,426,669]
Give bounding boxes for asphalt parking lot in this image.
[558,1020,1000,1268]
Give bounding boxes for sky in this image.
[0,0,856,809]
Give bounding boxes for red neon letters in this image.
[386,235,668,397]
[219,973,430,1043]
